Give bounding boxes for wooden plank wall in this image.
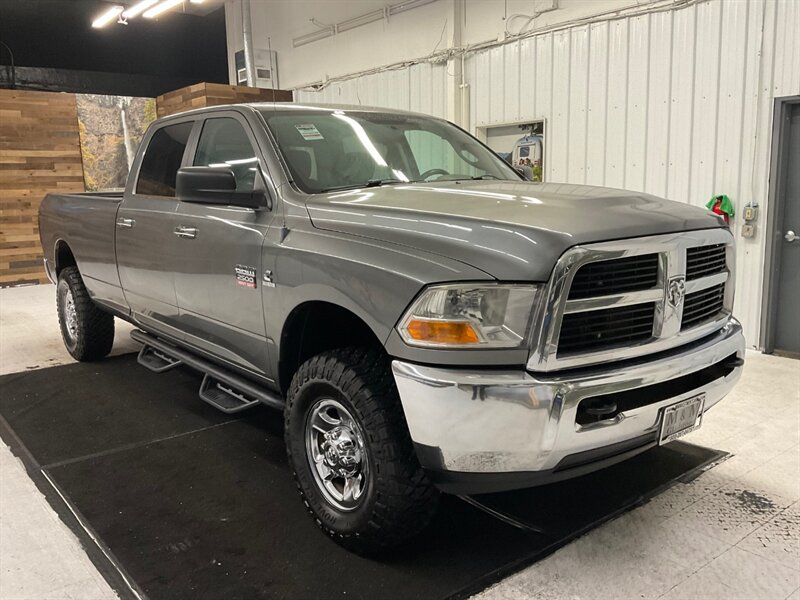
[0,83,293,287]
[0,89,85,286]
[156,82,293,117]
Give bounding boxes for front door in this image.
[116,120,194,339]
[173,114,275,377]
[773,103,800,356]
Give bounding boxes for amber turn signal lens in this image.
[405,320,480,345]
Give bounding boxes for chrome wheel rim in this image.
[62,287,78,342]
[305,398,369,512]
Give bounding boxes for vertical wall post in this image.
[446,0,466,128]
[241,0,257,87]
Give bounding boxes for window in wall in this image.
[482,121,545,182]
[136,122,194,197]
[194,117,258,191]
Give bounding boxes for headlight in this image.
[398,283,543,348]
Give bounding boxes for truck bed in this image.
[48,190,125,201]
[39,190,124,296]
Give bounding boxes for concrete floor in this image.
[1,283,798,599]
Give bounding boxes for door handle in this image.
[174,226,198,239]
[785,230,798,243]
[116,218,135,229]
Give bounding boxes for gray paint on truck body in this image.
[38,102,727,394]
[305,180,724,282]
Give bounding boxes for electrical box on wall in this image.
[234,49,279,89]
[741,202,758,238]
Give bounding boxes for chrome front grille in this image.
[558,302,656,355]
[567,254,659,299]
[686,243,726,280]
[682,283,725,330]
[528,229,735,372]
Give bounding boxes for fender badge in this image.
[235,264,257,289]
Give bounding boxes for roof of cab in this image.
[157,102,440,121]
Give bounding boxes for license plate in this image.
[659,394,705,444]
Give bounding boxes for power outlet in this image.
[743,205,758,221]
[741,223,756,238]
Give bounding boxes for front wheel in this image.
[285,348,439,554]
[56,266,115,361]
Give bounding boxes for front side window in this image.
[136,121,193,197]
[194,117,258,191]
[260,109,520,193]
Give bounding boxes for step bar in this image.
[130,329,283,412]
[138,344,182,373]
[199,374,262,414]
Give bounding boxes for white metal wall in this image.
[469,0,799,348]
[296,0,800,347]
[296,62,450,119]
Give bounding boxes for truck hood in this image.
[306,180,726,281]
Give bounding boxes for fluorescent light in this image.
[92,5,124,28]
[122,0,159,18]
[190,0,205,3]
[336,9,383,34]
[293,27,334,48]
[143,0,183,18]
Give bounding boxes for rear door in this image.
[116,119,194,339]
[173,112,275,377]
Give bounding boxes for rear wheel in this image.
[56,266,115,361]
[285,348,438,554]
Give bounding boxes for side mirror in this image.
[176,166,270,210]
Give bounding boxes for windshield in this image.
[259,108,521,193]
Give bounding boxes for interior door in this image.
[773,104,800,356]
[173,113,275,377]
[116,120,194,339]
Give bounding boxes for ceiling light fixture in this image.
[190,0,206,3]
[143,0,184,18]
[91,5,124,28]
[122,0,159,18]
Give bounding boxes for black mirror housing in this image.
[176,166,269,210]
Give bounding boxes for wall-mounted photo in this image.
[481,121,545,182]
[75,94,157,191]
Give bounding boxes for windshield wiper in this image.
[365,178,405,187]
[443,175,504,183]
[320,178,406,193]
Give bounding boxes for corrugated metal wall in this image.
[296,0,800,347]
[469,0,800,347]
[296,62,450,118]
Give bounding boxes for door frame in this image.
[760,95,800,353]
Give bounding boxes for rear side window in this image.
[136,122,193,197]
[193,117,258,191]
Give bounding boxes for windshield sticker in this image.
[295,123,324,141]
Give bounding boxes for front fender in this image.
[263,226,492,375]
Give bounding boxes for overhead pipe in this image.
[241,0,257,87]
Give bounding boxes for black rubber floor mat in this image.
[0,355,726,600]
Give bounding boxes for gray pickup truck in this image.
[39,103,745,553]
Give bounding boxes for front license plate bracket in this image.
[659,394,705,445]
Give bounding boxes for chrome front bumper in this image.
[392,318,745,493]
